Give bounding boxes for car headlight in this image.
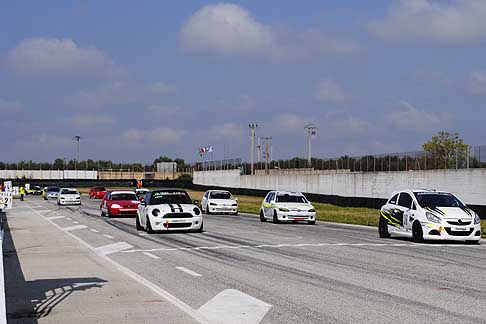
[473,212,481,225]
[152,209,160,216]
[111,204,121,208]
[279,207,289,212]
[193,207,201,215]
[308,208,316,212]
[426,212,442,224]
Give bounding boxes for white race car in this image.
[57,188,81,205]
[201,190,238,215]
[379,189,481,243]
[136,189,203,233]
[260,191,316,224]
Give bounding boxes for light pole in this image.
[249,124,258,175]
[74,136,81,170]
[304,124,317,168]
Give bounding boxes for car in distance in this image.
[89,186,107,199]
[57,188,81,205]
[43,186,60,200]
[260,191,316,225]
[379,189,481,243]
[136,189,203,233]
[100,191,140,217]
[201,190,238,215]
[26,185,42,195]
[134,188,150,200]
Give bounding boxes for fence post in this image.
[467,146,470,169]
[455,147,458,170]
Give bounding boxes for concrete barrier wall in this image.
[0,170,98,180]
[194,169,486,206]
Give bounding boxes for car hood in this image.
[275,203,313,211]
[427,206,474,221]
[208,199,237,205]
[111,200,140,207]
[60,194,80,198]
[151,204,197,213]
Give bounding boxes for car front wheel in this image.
[273,211,280,224]
[146,217,155,234]
[260,210,266,222]
[378,217,390,238]
[412,221,424,243]
[135,215,142,231]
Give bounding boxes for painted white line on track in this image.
[73,221,79,224]
[62,225,87,232]
[66,218,72,220]
[138,233,149,236]
[28,206,213,324]
[95,242,133,256]
[90,229,99,233]
[46,216,65,220]
[103,234,114,239]
[37,210,51,213]
[197,289,271,324]
[176,267,202,277]
[143,252,161,260]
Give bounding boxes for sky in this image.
[1,0,486,164]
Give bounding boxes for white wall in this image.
[0,170,98,180]
[194,169,486,206]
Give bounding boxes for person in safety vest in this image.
[20,186,25,201]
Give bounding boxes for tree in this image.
[422,131,469,169]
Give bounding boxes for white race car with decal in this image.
[259,191,316,224]
[136,189,203,233]
[201,190,238,215]
[57,188,81,205]
[379,189,481,243]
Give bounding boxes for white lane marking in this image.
[46,216,65,220]
[37,210,51,213]
[95,242,133,256]
[28,207,212,324]
[138,233,149,236]
[176,267,202,277]
[197,289,271,324]
[143,252,161,260]
[62,225,88,232]
[103,234,114,239]
[66,218,72,220]
[90,229,99,233]
[73,221,79,224]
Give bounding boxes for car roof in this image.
[110,190,137,195]
[60,188,77,190]
[152,188,188,193]
[275,191,304,195]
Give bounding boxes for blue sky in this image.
[1,0,486,163]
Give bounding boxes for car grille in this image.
[163,222,192,228]
[118,210,137,215]
[444,227,474,236]
[447,220,472,226]
[163,213,193,219]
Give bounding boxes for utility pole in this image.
[249,124,258,175]
[74,135,81,170]
[262,137,272,175]
[304,124,317,168]
[257,137,262,163]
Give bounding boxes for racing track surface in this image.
[12,196,486,324]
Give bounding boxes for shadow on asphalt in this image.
[2,212,107,322]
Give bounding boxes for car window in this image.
[389,193,399,205]
[150,190,192,205]
[264,192,272,203]
[111,193,138,201]
[276,194,307,203]
[204,191,209,198]
[210,191,232,199]
[61,189,78,195]
[398,193,413,209]
[414,192,465,208]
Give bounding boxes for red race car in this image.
[100,190,140,217]
[89,186,107,199]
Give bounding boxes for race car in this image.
[201,190,238,215]
[134,188,149,200]
[57,188,81,205]
[259,191,316,224]
[136,189,203,233]
[379,189,481,243]
[100,190,140,217]
[43,186,60,200]
[26,185,42,195]
[89,186,107,199]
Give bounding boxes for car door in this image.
[403,200,417,231]
[102,192,110,212]
[263,192,275,217]
[201,191,209,211]
[139,192,150,226]
[396,192,414,228]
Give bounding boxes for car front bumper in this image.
[209,206,237,213]
[150,215,203,231]
[422,222,481,241]
[276,211,316,222]
[110,208,138,216]
[59,199,81,205]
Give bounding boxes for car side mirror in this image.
[193,200,200,205]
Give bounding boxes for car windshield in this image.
[47,187,59,192]
[61,189,78,195]
[414,192,465,208]
[150,191,192,205]
[111,193,137,201]
[210,191,232,199]
[276,194,307,203]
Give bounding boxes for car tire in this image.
[146,217,155,234]
[100,208,105,217]
[57,201,60,206]
[107,208,112,218]
[308,220,316,225]
[206,205,211,215]
[273,211,280,224]
[196,221,204,233]
[260,210,266,222]
[233,212,238,216]
[135,215,142,231]
[412,221,424,243]
[378,217,391,238]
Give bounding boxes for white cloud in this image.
[272,113,313,134]
[5,37,120,77]
[146,104,183,118]
[180,3,360,62]
[121,127,185,145]
[385,101,453,131]
[209,123,244,139]
[470,72,486,95]
[69,114,115,129]
[368,0,486,44]
[0,98,22,113]
[315,79,350,105]
[147,82,176,96]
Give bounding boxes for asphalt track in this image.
[6,196,486,324]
